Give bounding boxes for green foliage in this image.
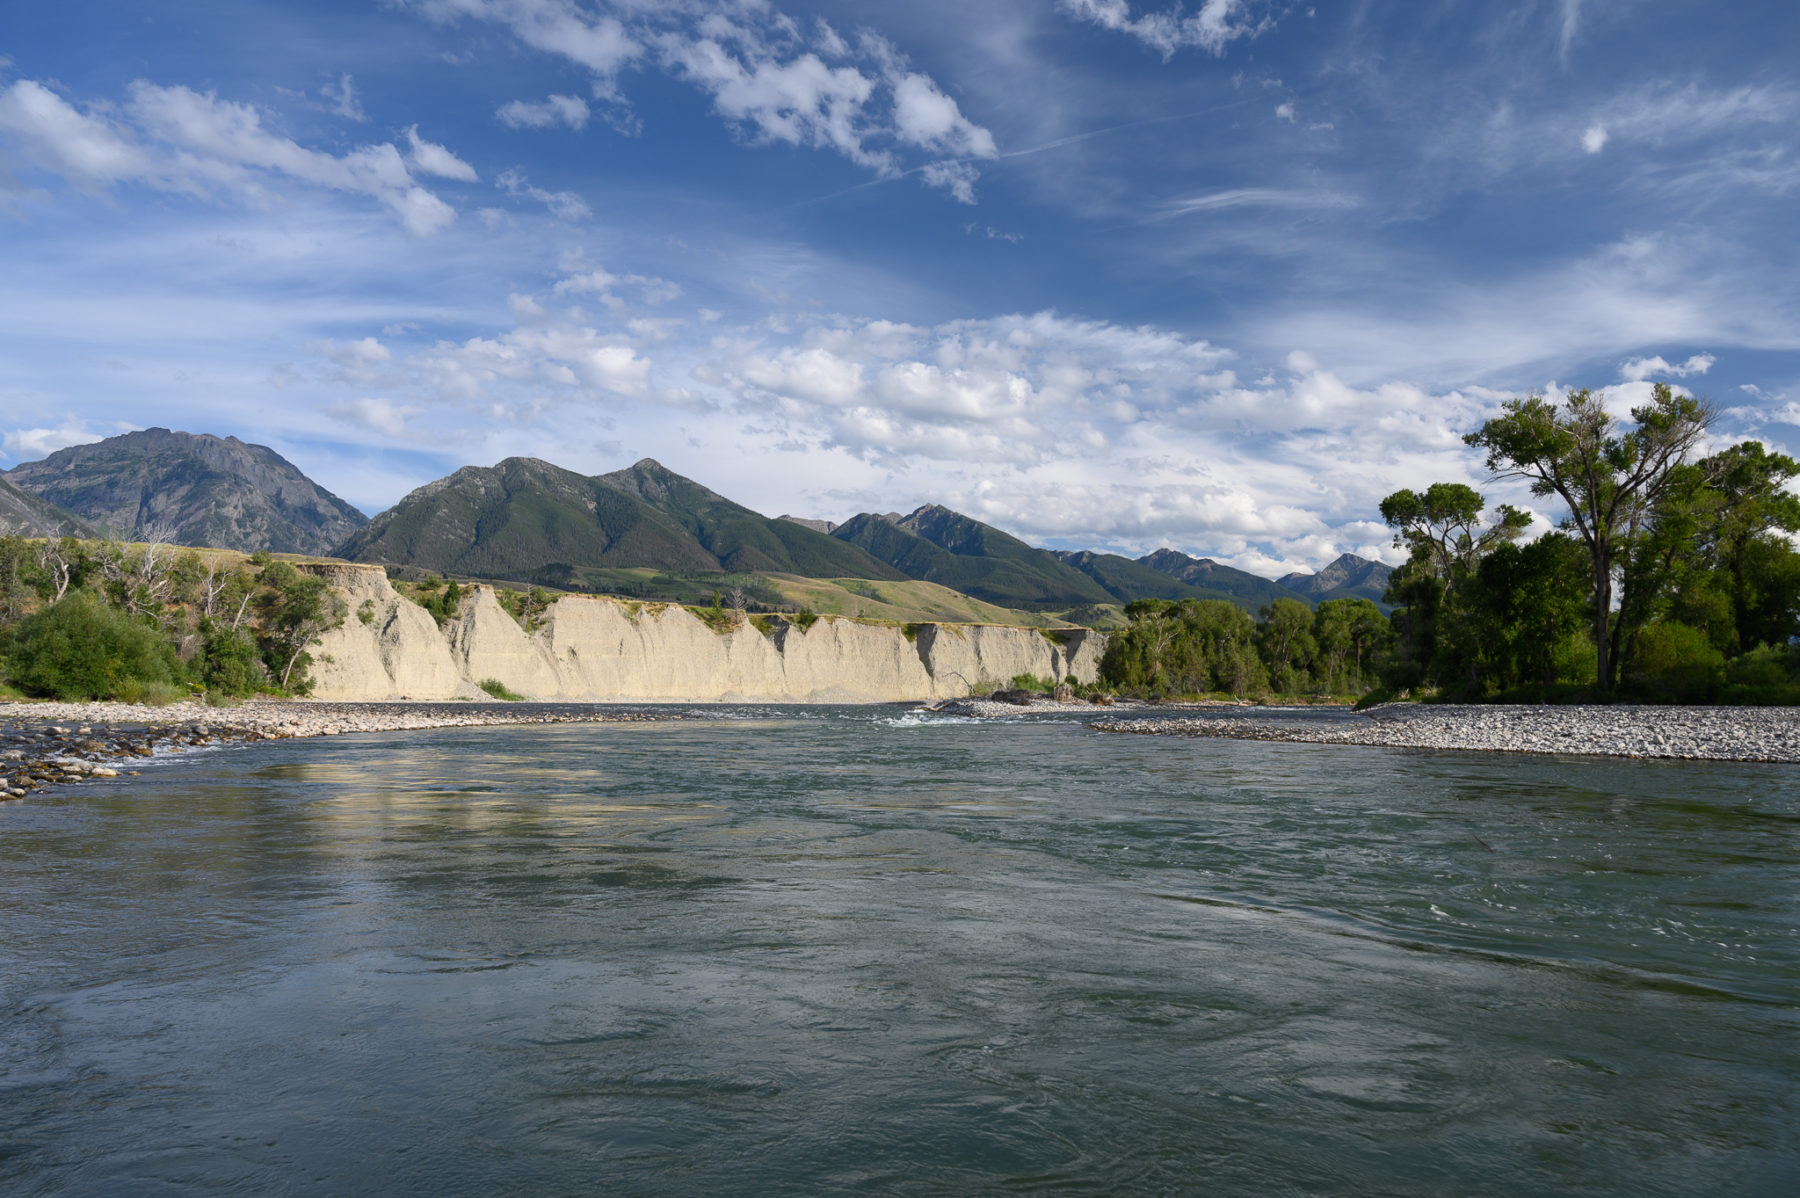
[691,602,737,633]
[418,578,463,627]
[200,625,265,695]
[357,599,377,625]
[1432,534,1591,695]
[496,585,554,631]
[478,677,525,701]
[1465,383,1713,689]
[1105,592,1394,700]
[901,621,922,642]
[1624,622,1726,702]
[1101,598,1269,698]
[3,590,182,700]
[254,561,346,693]
[1008,673,1055,693]
[793,608,820,632]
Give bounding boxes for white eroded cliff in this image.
[303,564,1105,702]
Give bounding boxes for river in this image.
[2,705,1796,1195]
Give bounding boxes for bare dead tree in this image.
[37,537,76,603]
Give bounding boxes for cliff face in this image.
[304,565,1104,703]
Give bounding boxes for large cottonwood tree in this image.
[1464,384,1713,690]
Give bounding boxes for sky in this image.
[3,0,1798,576]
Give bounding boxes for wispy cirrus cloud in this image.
[407,0,999,202]
[1157,188,1357,218]
[0,77,471,234]
[1060,0,1271,58]
[496,167,589,220]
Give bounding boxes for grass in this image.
[477,678,526,702]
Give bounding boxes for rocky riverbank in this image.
[0,699,677,800]
[1090,704,1800,763]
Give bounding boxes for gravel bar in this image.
[1089,704,1800,763]
[0,699,678,800]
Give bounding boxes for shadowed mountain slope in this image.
[832,506,1115,609]
[1136,548,1312,608]
[596,459,902,579]
[0,475,98,538]
[3,428,366,554]
[1278,553,1395,606]
[1053,549,1306,607]
[334,457,902,584]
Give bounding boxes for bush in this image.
[4,590,182,700]
[478,678,525,701]
[1717,643,1800,705]
[793,608,820,632]
[1625,621,1726,702]
[201,626,265,696]
[1009,673,1055,693]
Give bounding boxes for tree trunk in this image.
[1593,555,1613,692]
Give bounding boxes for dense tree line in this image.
[1104,385,1800,705]
[1100,596,1392,699]
[0,536,344,702]
[1387,386,1800,701]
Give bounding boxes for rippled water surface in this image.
[3,705,1797,1195]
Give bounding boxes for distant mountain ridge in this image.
[831,506,1115,609]
[334,456,902,585]
[5,428,1393,617]
[1278,552,1393,605]
[3,428,367,554]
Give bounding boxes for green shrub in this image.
[793,608,820,632]
[201,626,265,695]
[357,599,377,626]
[1626,621,1726,702]
[478,678,525,701]
[419,579,463,627]
[115,677,186,705]
[901,622,922,642]
[1009,673,1055,693]
[5,590,182,701]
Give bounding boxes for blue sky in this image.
[3,0,1797,574]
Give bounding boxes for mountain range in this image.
[3,428,367,555]
[334,456,901,587]
[1,429,1392,615]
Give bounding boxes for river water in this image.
[2,705,1796,1195]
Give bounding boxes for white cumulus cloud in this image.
[1619,352,1716,381]
[496,94,591,130]
[2,425,106,462]
[328,397,422,436]
[404,126,479,181]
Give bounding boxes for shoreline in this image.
[1090,703,1800,763]
[10,697,1799,800]
[0,698,678,800]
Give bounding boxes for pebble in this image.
[1090,703,1800,764]
[0,699,680,800]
